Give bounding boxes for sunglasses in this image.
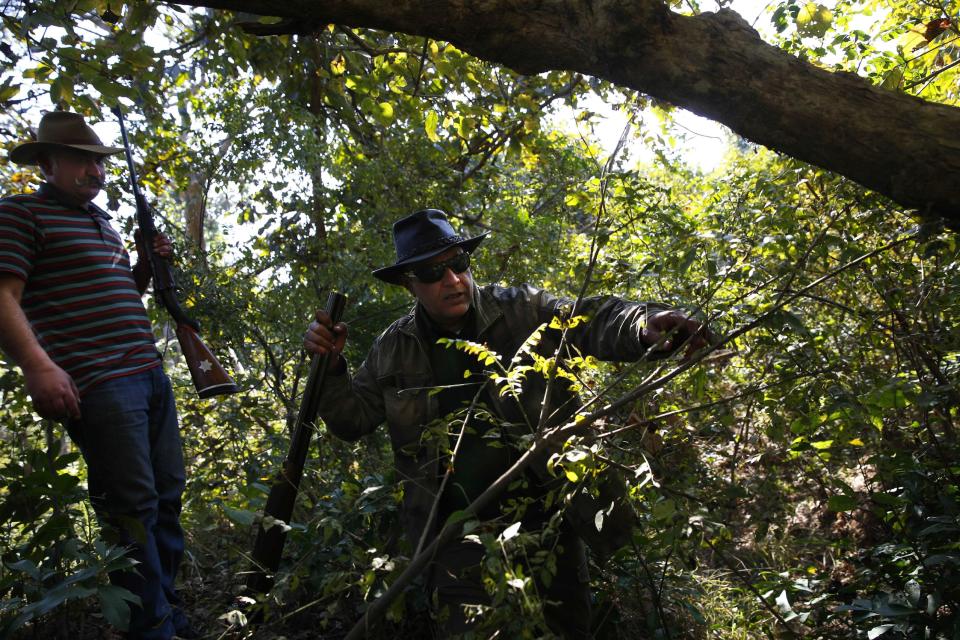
[406,252,471,283]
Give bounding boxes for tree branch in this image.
[164,0,960,225]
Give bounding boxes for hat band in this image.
[49,136,103,145]
[398,234,464,263]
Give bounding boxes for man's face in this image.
[40,148,107,205]
[405,247,474,332]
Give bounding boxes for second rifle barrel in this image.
[247,291,346,595]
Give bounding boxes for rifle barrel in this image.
[247,291,347,595]
[112,105,239,399]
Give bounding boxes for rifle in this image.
[247,291,347,595]
[113,106,239,399]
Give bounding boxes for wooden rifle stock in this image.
[247,292,347,595]
[113,106,239,399]
[175,323,240,399]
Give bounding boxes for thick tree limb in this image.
[165,0,960,226]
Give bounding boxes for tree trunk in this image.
[169,0,960,226]
[182,172,207,253]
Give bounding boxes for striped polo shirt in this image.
[0,183,160,393]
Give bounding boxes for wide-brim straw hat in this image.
[372,209,489,284]
[9,111,123,165]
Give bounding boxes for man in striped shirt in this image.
[0,112,197,639]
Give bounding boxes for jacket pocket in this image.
[379,372,432,456]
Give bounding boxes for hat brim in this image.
[372,233,489,284]
[9,142,124,166]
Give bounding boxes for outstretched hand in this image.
[304,309,349,370]
[642,309,714,359]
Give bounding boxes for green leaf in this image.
[222,506,256,527]
[219,609,248,627]
[917,522,960,537]
[500,521,522,541]
[49,77,62,104]
[871,493,903,507]
[775,589,792,614]
[899,28,928,53]
[827,495,857,512]
[872,603,917,617]
[22,583,97,620]
[4,559,41,579]
[507,577,527,590]
[868,626,895,640]
[881,67,905,91]
[796,2,833,38]
[874,386,908,409]
[781,310,812,337]
[377,101,395,124]
[425,110,440,142]
[444,510,471,527]
[922,553,960,567]
[677,246,698,273]
[0,82,20,102]
[97,585,138,630]
[652,499,675,521]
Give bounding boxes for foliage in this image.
[1,0,960,638]
[766,0,960,104]
[0,412,139,635]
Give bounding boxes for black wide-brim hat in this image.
[9,111,123,165]
[372,209,489,284]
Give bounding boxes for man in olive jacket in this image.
[305,209,709,637]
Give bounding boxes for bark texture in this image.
[169,0,960,225]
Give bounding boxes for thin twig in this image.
[411,37,429,98]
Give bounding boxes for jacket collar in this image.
[398,283,504,338]
[473,284,502,335]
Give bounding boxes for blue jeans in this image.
[67,366,185,639]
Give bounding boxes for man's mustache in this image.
[74,177,105,188]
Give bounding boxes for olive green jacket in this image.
[317,283,670,556]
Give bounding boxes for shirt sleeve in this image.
[519,284,673,362]
[315,341,388,442]
[0,198,40,281]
